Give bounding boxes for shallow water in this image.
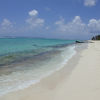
[0,38,76,96]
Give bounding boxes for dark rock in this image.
[75,41,84,43]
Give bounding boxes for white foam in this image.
[0,45,76,96]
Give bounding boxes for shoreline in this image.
[0,43,87,99]
[1,41,100,100]
[0,43,77,96]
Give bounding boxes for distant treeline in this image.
[92,35,100,40]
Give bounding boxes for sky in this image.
[0,0,100,40]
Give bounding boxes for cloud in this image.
[84,0,97,7]
[26,17,44,28]
[0,11,100,39]
[26,9,44,29]
[0,19,14,34]
[29,9,38,17]
[1,19,13,29]
[88,19,100,33]
[55,16,88,35]
[55,16,100,39]
[55,17,66,32]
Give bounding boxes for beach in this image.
[0,41,100,100]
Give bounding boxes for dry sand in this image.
[0,41,100,100]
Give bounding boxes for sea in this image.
[0,38,76,96]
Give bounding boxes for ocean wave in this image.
[0,44,76,96]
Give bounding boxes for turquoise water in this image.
[0,38,75,55]
[0,38,76,96]
[0,38,75,66]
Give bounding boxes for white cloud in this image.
[26,18,44,28]
[0,13,100,39]
[29,9,38,17]
[1,19,13,29]
[55,17,66,32]
[88,19,100,33]
[55,16,100,39]
[0,19,14,34]
[84,0,97,7]
[55,16,88,35]
[26,9,44,29]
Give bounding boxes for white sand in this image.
[0,41,100,100]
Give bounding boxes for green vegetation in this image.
[92,35,100,40]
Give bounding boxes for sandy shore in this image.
[0,41,100,100]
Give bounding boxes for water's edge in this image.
[0,39,88,96]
